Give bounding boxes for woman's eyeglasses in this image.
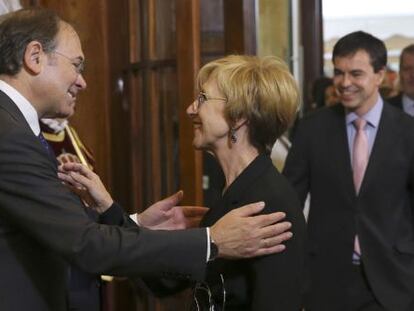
[193,92,227,112]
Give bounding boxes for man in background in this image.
[388,44,414,116]
[284,31,414,311]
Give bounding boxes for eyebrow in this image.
[333,68,364,74]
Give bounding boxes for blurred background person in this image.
[41,117,95,168]
[388,44,414,116]
[379,66,399,99]
[310,76,339,110]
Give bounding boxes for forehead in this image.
[55,22,84,57]
[334,50,373,70]
[202,76,219,92]
[401,52,414,66]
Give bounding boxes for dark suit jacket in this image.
[283,103,414,311]
[388,92,403,110]
[67,205,125,311]
[0,90,207,311]
[199,154,306,310]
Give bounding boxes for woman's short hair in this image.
[197,55,299,154]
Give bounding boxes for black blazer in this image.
[0,91,207,311]
[283,103,414,311]
[200,154,306,310]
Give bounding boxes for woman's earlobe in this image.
[230,128,237,143]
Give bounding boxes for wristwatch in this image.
[209,236,219,261]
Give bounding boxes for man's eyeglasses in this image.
[53,50,85,75]
[193,92,227,112]
[193,273,226,311]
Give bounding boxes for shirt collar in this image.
[345,96,383,128]
[0,79,40,135]
[402,93,414,109]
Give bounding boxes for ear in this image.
[23,41,45,75]
[232,118,248,130]
[376,68,386,86]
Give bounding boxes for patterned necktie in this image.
[38,132,55,158]
[352,118,368,264]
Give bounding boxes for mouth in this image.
[67,90,77,101]
[192,121,202,129]
[339,88,358,100]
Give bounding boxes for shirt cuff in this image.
[129,213,140,225]
[206,227,211,262]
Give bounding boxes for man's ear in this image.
[23,41,44,74]
[376,68,386,86]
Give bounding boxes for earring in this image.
[230,128,237,143]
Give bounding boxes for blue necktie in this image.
[38,132,55,158]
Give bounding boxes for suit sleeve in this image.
[0,130,207,281]
[99,202,137,227]
[283,121,311,206]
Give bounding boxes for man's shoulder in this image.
[0,93,26,134]
[382,101,414,138]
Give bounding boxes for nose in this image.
[336,73,352,89]
[76,74,87,90]
[344,73,353,86]
[186,101,197,117]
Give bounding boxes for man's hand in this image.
[210,202,292,258]
[58,162,113,214]
[138,191,208,230]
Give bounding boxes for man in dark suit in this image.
[388,44,414,116]
[284,31,414,311]
[0,8,292,311]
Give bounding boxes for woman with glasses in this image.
[181,54,306,310]
[60,55,306,310]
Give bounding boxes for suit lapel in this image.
[0,90,58,167]
[328,105,356,199]
[359,103,396,194]
[0,90,33,131]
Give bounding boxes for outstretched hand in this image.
[138,191,208,230]
[58,162,113,214]
[210,202,292,259]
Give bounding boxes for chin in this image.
[192,142,203,150]
[341,100,358,109]
[57,106,75,119]
[192,139,207,151]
